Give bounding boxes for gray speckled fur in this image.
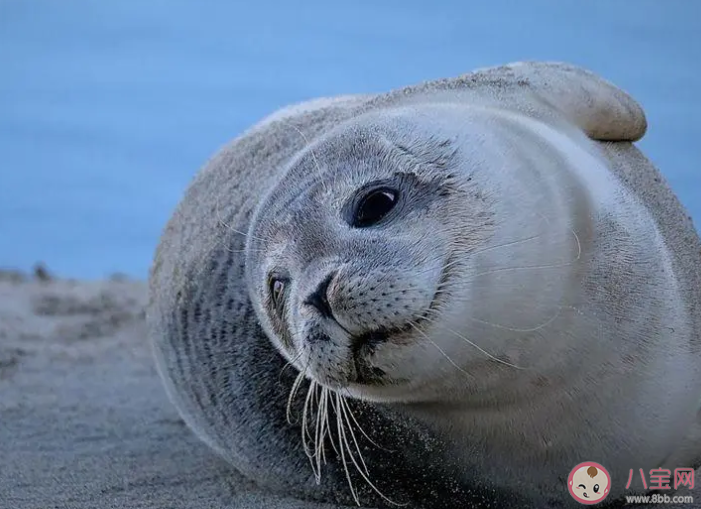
[147,62,701,509]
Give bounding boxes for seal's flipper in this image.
[467,61,648,142]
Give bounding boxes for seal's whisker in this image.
[405,231,546,281]
[280,349,305,378]
[378,223,580,300]
[429,292,565,333]
[465,260,571,280]
[318,387,333,464]
[338,388,393,452]
[420,315,525,370]
[533,210,583,264]
[324,386,341,457]
[281,120,329,192]
[411,212,582,282]
[394,234,542,282]
[335,393,407,507]
[216,223,268,243]
[302,381,321,482]
[330,393,360,505]
[316,388,326,468]
[301,381,314,444]
[408,320,473,378]
[463,222,583,281]
[466,232,544,257]
[214,193,269,244]
[313,383,326,480]
[222,247,264,254]
[286,370,307,425]
[337,396,371,478]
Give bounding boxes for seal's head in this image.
[244,106,571,402]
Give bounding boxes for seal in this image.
[147,62,701,508]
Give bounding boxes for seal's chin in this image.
[306,325,420,396]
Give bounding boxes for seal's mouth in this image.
[350,329,393,385]
[347,257,454,386]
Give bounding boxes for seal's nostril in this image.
[304,272,335,319]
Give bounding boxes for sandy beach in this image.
[0,268,355,509]
[2,267,699,509]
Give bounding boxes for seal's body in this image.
[148,62,701,508]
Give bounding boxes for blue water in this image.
[1,0,700,279]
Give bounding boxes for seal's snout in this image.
[303,271,336,319]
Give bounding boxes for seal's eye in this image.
[352,187,398,228]
[268,276,286,313]
[593,484,599,493]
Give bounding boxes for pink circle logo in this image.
[568,461,611,505]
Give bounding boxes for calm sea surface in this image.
[1,0,699,278]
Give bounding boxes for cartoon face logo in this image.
[568,462,611,505]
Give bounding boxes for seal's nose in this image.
[303,272,335,319]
